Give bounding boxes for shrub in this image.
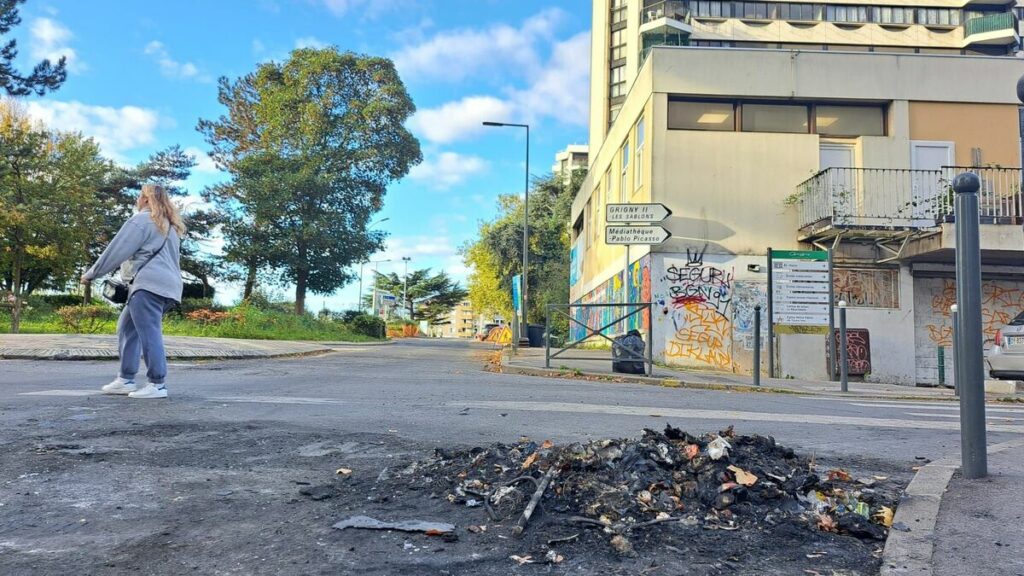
[177,298,220,316]
[185,309,238,325]
[41,294,85,308]
[346,313,385,338]
[245,289,294,313]
[56,305,116,334]
[182,282,216,300]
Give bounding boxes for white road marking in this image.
[18,390,102,397]
[849,402,1024,415]
[903,412,1019,422]
[208,395,347,406]
[454,400,1024,434]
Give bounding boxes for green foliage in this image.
[177,297,218,316]
[38,293,85,309]
[462,171,582,327]
[0,0,67,96]
[368,268,468,324]
[55,305,116,334]
[182,282,216,300]
[345,312,385,339]
[198,47,422,314]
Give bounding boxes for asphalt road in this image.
[3,338,1024,574]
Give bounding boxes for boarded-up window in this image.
[833,268,899,309]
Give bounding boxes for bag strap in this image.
[129,232,171,284]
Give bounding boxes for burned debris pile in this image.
[357,425,898,557]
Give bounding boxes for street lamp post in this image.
[483,121,530,344]
[401,256,412,319]
[357,217,390,313]
[362,258,392,314]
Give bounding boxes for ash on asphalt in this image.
[319,425,905,575]
[0,417,908,576]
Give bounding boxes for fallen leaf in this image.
[684,444,700,460]
[719,482,739,492]
[510,555,534,565]
[541,440,554,449]
[425,529,446,536]
[874,506,894,528]
[521,452,539,470]
[727,465,758,486]
[827,469,853,482]
[816,514,838,533]
[335,467,352,476]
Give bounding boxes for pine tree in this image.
[0,0,67,96]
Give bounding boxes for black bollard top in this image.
[1018,73,1024,104]
[952,172,981,195]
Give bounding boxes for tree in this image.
[367,268,468,324]
[0,100,107,331]
[198,47,422,314]
[0,0,67,96]
[461,170,584,330]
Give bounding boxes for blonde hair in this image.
[141,184,186,237]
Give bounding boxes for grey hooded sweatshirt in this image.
[84,210,183,302]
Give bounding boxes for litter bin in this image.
[527,324,545,348]
[612,329,646,374]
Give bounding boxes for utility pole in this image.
[401,256,411,320]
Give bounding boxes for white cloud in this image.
[294,36,327,49]
[408,152,488,190]
[184,146,220,174]
[144,41,209,82]
[391,8,563,83]
[252,39,266,54]
[320,0,406,18]
[23,100,163,159]
[29,17,84,73]
[408,96,514,145]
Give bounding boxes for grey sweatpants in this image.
[117,289,174,385]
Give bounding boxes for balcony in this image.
[963,12,1019,45]
[795,167,1023,242]
[640,0,694,61]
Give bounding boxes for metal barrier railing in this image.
[545,303,653,377]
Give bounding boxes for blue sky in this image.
[12,0,591,309]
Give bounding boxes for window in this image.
[610,29,626,61]
[917,8,959,26]
[692,1,726,18]
[620,141,630,200]
[610,65,626,98]
[815,106,885,136]
[741,104,809,133]
[584,200,592,247]
[874,6,914,24]
[634,118,645,189]
[668,101,735,130]
[611,0,627,24]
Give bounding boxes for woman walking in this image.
[82,184,184,399]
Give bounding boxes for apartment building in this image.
[570,0,1024,385]
[553,145,590,183]
[437,300,478,339]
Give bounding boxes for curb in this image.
[0,347,336,361]
[498,361,968,402]
[880,437,1024,575]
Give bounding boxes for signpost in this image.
[605,203,672,340]
[767,249,833,378]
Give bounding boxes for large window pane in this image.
[815,106,884,136]
[741,104,808,133]
[668,101,735,130]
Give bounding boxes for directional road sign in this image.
[606,203,672,223]
[605,225,671,245]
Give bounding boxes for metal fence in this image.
[796,166,1023,230]
[545,303,653,377]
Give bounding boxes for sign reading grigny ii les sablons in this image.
[606,203,672,224]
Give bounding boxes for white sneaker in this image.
[128,383,168,399]
[101,377,137,395]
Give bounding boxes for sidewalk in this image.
[0,334,347,360]
[502,346,979,400]
[931,441,1024,576]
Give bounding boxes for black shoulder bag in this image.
[102,236,169,305]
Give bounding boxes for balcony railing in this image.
[642,1,691,25]
[796,167,1023,232]
[964,12,1018,37]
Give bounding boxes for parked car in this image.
[987,311,1024,380]
[476,323,500,341]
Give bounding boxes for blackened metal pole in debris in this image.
[753,305,762,387]
[953,172,987,479]
[838,301,849,393]
[951,304,959,396]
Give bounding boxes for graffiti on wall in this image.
[926,279,1024,346]
[833,328,871,375]
[571,255,651,340]
[732,282,768,352]
[833,268,899,309]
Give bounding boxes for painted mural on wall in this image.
[833,268,899,309]
[914,277,1024,385]
[569,236,582,288]
[571,254,651,340]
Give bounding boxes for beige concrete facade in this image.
[570,46,1024,385]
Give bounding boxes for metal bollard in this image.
[753,305,762,387]
[951,304,959,396]
[953,173,987,479]
[838,301,848,393]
